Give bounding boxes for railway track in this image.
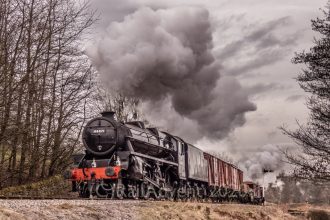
[0,195,109,200]
[0,195,184,201]
[0,195,244,203]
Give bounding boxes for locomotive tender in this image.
[65,111,263,203]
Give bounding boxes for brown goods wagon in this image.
[230,165,243,190]
[204,153,243,191]
[243,181,254,193]
[243,181,263,197]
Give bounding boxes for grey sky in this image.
[88,0,328,183]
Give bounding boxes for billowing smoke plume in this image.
[238,144,284,180]
[87,6,256,141]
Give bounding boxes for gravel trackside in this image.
[0,199,139,220]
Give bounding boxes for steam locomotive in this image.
[65,111,264,204]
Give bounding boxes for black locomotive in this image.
[65,111,264,204]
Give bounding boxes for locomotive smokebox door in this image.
[82,115,117,156]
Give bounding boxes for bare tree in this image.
[281,4,330,183]
[0,0,95,187]
[90,81,141,123]
[266,173,330,204]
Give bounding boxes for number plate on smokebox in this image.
[91,129,106,134]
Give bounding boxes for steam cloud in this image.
[87,6,256,141]
[238,144,284,180]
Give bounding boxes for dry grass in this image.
[0,175,75,197]
[283,203,330,220]
[138,201,330,220]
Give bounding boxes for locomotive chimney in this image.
[101,111,115,120]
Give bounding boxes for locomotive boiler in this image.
[65,111,264,203]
